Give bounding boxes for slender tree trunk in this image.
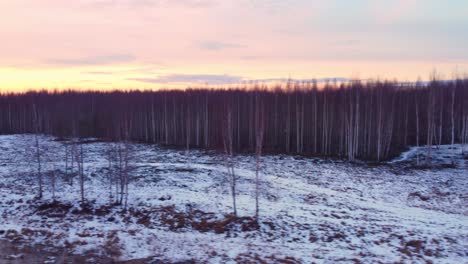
[34,133,43,199]
[416,101,420,166]
[377,91,383,161]
[32,103,43,199]
[286,94,291,153]
[254,94,265,221]
[79,143,85,203]
[427,88,434,165]
[438,94,444,146]
[451,86,455,146]
[51,169,56,201]
[223,104,237,217]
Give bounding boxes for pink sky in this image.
[1,0,467,91]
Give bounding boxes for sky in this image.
[1,0,468,91]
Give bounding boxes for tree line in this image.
[1,79,468,161]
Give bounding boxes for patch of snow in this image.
[0,134,467,263]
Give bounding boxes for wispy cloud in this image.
[129,74,348,85]
[129,74,244,84]
[328,39,360,47]
[84,0,217,8]
[245,77,350,84]
[82,66,163,76]
[199,41,246,51]
[46,54,135,66]
[83,71,114,75]
[169,0,217,8]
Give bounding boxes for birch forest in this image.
[1,79,467,161]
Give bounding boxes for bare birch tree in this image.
[223,103,237,217]
[32,103,43,199]
[254,94,265,220]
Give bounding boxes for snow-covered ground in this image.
[0,134,467,263]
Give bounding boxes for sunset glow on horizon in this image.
[1,0,468,92]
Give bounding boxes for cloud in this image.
[199,41,246,51]
[169,0,217,8]
[84,0,217,8]
[82,66,163,76]
[245,77,350,83]
[129,74,349,85]
[240,0,300,15]
[328,39,360,47]
[83,71,114,75]
[240,55,262,60]
[46,54,135,66]
[129,74,244,84]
